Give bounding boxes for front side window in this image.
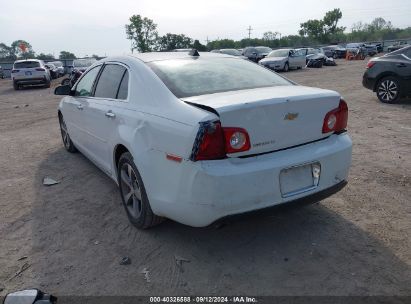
[149,57,292,98]
[74,66,101,97]
[94,64,127,99]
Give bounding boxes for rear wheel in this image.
[118,152,163,229]
[59,115,77,152]
[376,76,401,103]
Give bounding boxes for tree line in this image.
[127,9,411,52]
[0,40,90,61]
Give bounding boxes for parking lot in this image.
[0,59,410,296]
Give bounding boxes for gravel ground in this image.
[0,59,410,297]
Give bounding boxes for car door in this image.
[63,65,102,152]
[288,50,300,68]
[83,63,129,174]
[398,49,411,94]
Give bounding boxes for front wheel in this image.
[61,78,70,86]
[118,152,163,229]
[13,82,19,90]
[283,62,289,72]
[59,115,77,152]
[376,76,401,103]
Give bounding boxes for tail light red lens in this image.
[195,121,226,161]
[366,61,376,69]
[11,69,19,73]
[36,68,46,71]
[193,121,251,161]
[322,99,348,133]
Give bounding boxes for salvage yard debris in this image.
[42,177,60,186]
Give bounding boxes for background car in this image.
[55,52,351,228]
[0,66,4,79]
[45,63,59,79]
[216,49,248,59]
[259,48,306,71]
[242,46,272,62]
[364,44,378,56]
[11,59,51,90]
[387,41,409,53]
[363,46,411,103]
[51,61,65,77]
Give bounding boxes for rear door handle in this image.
[396,63,407,67]
[105,110,116,118]
[77,104,84,110]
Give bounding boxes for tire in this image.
[283,62,289,72]
[61,78,70,86]
[376,76,401,103]
[333,53,338,59]
[13,81,19,90]
[118,152,163,229]
[45,80,51,88]
[58,114,77,153]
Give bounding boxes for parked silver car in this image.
[259,49,306,71]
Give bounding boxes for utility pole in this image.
[205,36,210,45]
[246,26,253,40]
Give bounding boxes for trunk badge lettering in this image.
[284,113,299,121]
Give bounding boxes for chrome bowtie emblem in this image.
[284,112,299,120]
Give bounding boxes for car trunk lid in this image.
[183,85,341,157]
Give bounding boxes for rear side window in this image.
[74,66,101,97]
[94,64,127,99]
[117,71,129,100]
[14,61,40,69]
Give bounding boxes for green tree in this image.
[192,40,207,51]
[323,8,345,35]
[0,43,14,60]
[59,51,76,59]
[158,33,192,51]
[125,15,158,53]
[37,53,55,60]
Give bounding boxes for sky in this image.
[0,0,410,57]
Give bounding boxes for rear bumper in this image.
[147,133,352,227]
[14,77,48,85]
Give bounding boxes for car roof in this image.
[14,59,42,63]
[127,51,234,63]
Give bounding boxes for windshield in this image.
[219,49,241,56]
[268,50,289,57]
[14,61,40,69]
[148,57,292,98]
[73,59,96,68]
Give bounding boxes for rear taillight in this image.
[223,127,251,154]
[322,99,348,134]
[11,69,19,73]
[191,121,251,161]
[194,121,226,161]
[366,61,376,69]
[36,68,46,71]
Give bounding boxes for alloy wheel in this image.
[59,118,71,149]
[377,79,398,102]
[120,163,143,219]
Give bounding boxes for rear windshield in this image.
[52,62,63,67]
[148,57,292,98]
[14,61,40,69]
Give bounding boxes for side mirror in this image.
[252,52,257,56]
[54,85,71,95]
[4,289,56,304]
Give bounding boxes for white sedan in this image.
[55,51,352,228]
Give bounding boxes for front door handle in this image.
[396,63,406,68]
[77,104,84,110]
[105,111,116,118]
